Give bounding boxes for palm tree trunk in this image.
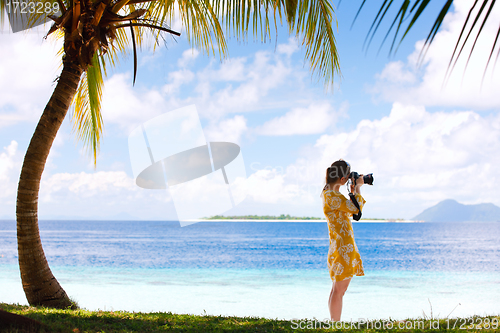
[16,58,83,308]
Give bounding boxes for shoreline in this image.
[196,219,424,223]
[0,219,424,223]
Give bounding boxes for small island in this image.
[204,214,323,220]
[202,215,409,222]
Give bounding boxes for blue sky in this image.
[1,0,499,220]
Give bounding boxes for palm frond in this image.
[140,0,227,59]
[483,24,500,84]
[294,0,340,87]
[107,25,129,66]
[462,1,496,77]
[350,0,367,29]
[49,26,65,72]
[362,0,396,53]
[214,0,269,41]
[212,0,340,87]
[129,19,138,85]
[0,0,6,29]
[416,0,453,67]
[128,4,145,49]
[72,53,105,167]
[445,0,479,79]
[357,0,500,80]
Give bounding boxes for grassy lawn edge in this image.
[1,302,499,332]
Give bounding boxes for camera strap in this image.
[348,193,362,221]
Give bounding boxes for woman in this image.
[321,159,365,321]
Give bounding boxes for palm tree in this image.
[0,0,340,308]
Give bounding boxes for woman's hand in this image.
[353,174,364,194]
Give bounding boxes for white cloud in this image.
[38,170,175,219]
[204,115,248,144]
[5,103,498,220]
[100,73,172,133]
[178,48,200,67]
[277,37,300,57]
[244,169,311,204]
[254,102,337,135]
[162,69,195,95]
[101,42,301,132]
[196,50,293,119]
[372,0,500,109]
[377,61,416,84]
[0,15,310,135]
[244,157,327,208]
[40,171,136,202]
[0,24,63,127]
[209,57,248,82]
[0,140,19,183]
[243,103,500,219]
[0,136,177,219]
[0,141,22,217]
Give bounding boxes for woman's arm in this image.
[346,175,366,214]
[338,194,365,214]
[350,174,365,195]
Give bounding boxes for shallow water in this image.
[1,220,499,320]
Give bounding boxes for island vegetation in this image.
[203,215,403,221]
[204,214,323,220]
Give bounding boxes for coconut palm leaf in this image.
[484,24,500,82]
[212,0,340,87]
[142,0,227,58]
[462,0,496,82]
[374,0,409,56]
[417,0,453,66]
[355,0,500,79]
[0,0,6,27]
[72,53,105,166]
[292,0,340,85]
[348,0,367,29]
[129,20,138,85]
[363,0,396,53]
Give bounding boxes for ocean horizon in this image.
[1,220,499,321]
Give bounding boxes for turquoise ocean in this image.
[1,220,499,321]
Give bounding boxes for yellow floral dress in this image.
[322,190,366,282]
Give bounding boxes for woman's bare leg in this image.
[328,278,351,321]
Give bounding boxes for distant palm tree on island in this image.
[1,0,341,308]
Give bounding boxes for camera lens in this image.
[363,173,374,185]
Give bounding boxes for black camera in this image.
[349,172,374,186]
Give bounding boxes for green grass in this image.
[1,303,499,332]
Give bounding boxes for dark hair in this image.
[322,160,350,192]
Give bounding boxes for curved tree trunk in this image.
[16,58,83,308]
